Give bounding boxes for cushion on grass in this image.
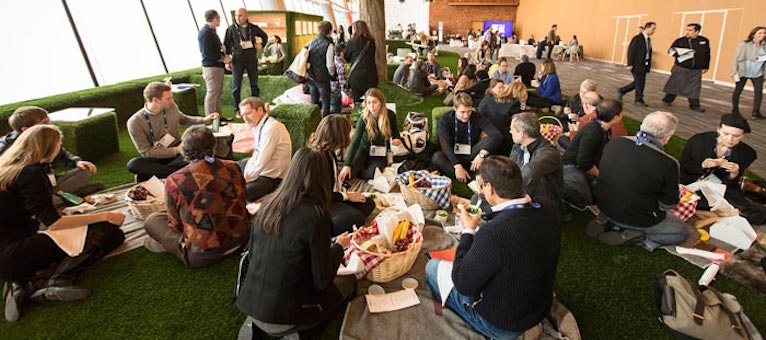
[52,110,120,162]
[269,103,320,155]
[430,106,453,143]
[190,75,296,108]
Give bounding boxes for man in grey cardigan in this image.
[127,82,219,182]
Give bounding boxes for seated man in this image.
[426,156,561,339]
[559,91,600,150]
[490,57,513,84]
[680,114,766,225]
[425,51,442,79]
[393,55,414,87]
[561,79,596,129]
[595,111,689,251]
[432,93,502,183]
[0,106,102,196]
[513,55,536,88]
[127,82,219,182]
[143,125,249,268]
[238,97,291,202]
[562,99,623,210]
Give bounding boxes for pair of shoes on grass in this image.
[4,282,90,322]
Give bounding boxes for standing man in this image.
[546,24,558,59]
[307,21,336,118]
[225,8,268,115]
[198,10,230,118]
[618,22,656,107]
[662,23,710,112]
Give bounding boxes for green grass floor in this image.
[5,63,765,338]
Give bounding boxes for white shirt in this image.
[243,116,292,182]
[642,32,651,60]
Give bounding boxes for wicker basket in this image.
[539,115,564,143]
[351,207,423,283]
[397,171,452,211]
[124,184,166,220]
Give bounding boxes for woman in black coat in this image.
[344,20,378,104]
[236,147,356,338]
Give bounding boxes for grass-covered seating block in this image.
[0,69,201,134]
[430,106,452,144]
[49,108,120,162]
[269,103,320,154]
[190,75,296,109]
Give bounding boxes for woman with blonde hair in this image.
[308,114,375,235]
[527,59,561,109]
[339,88,401,181]
[0,125,124,322]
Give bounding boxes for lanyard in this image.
[454,115,471,146]
[256,116,270,150]
[142,109,168,143]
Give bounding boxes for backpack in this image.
[400,112,429,155]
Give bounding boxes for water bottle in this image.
[212,115,220,133]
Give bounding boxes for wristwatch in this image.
[478,153,486,158]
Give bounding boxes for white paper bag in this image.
[709,216,757,250]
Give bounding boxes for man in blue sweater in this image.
[198,10,230,117]
[426,156,561,338]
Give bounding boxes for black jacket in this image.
[0,131,81,168]
[510,137,564,211]
[680,131,755,186]
[514,62,536,88]
[344,36,378,91]
[224,22,268,58]
[198,25,225,68]
[669,36,711,70]
[408,68,434,96]
[562,120,611,170]
[627,33,652,73]
[307,35,334,84]
[437,110,502,165]
[236,202,343,324]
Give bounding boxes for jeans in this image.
[232,53,260,109]
[308,79,331,112]
[619,70,647,103]
[425,259,521,340]
[202,66,224,116]
[127,155,188,182]
[330,90,343,114]
[599,212,689,251]
[732,75,764,114]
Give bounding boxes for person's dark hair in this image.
[143,82,171,103]
[596,99,623,122]
[274,35,282,44]
[352,20,372,40]
[254,147,334,235]
[416,59,427,72]
[180,125,217,161]
[335,43,345,56]
[458,57,469,75]
[498,57,508,65]
[573,35,578,40]
[552,24,558,29]
[461,64,476,79]
[487,78,503,96]
[319,21,333,36]
[308,114,352,153]
[687,23,701,32]
[745,26,766,42]
[204,9,219,23]
[478,156,525,199]
[521,54,529,62]
[644,21,656,29]
[476,69,489,81]
[9,106,48,132]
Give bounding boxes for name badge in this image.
[156,133,175,148]
[454,143,471,155]
[48,173,57,187]
[241,40,254,49]
[369,145,387,157]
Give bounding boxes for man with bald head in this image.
[224,8,269,114]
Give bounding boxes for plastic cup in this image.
[466,205,482,217]
[368,284,385,295]
[401,278,419,290]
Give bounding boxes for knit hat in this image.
[720,114,751,133]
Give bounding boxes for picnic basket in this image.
[396,170,452,210]
[539,115,564,143]
[350,207,423,283]
[124,184,165,220]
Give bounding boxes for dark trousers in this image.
[308,79,331,112]
[0,222,124,285]
[527,91,559,108]
[232,53,260,109]
[127,155,188,182]
[237,158,283,202]
[349,148,387,180]
[619,70,647,103]
[663,94,701,108]
[431,138,491,180]
[732,76,764,114]
[329,199,376,236]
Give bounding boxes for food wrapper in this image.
[368,166,398,193]
[62,203,96,215]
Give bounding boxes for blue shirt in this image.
[537,74,562,104]
[491,70,513,84]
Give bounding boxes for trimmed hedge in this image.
[190,74,296,108]
[0,69,201,134]
[54,111,119,162]
[269,103,320,154]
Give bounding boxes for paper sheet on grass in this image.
[39,224,89,257]
[437,260,455,306]
[366,288,420,313]
[675,246,726,262]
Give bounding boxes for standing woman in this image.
[344,20,378,104]
[339,88,401,181]
[236,147,355,338]
[732,26,766,118]
[308,114,375,236]
[0,125,125,322]
[338,25,345,44]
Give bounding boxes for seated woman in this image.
[459,69,491,104]
[308,115,375,236]
[339,88,402,181]
[236,147,355,338]
[527,59,562,109]
[408,60,440,96]
[680,114,766,225]
[478,79,526,156]
[260,36,286,73]
[432,93,502,183]
[0,125,125,322]
[444,61,476,106]
[475,41,492,68]
[143,125,249,268]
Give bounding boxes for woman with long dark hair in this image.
[236,147,355,338]
[344,20,379,104]
[731,26,766,118]
[308,114,375,235]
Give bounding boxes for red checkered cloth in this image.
[540,124,563,143]
[669,185,698,221]
[343,220,423,280]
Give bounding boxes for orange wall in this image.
[515,0,766,86]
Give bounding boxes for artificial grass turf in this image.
[7,53,764,338]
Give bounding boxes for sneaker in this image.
[635,101,649,107]
[690,106,706,113]
[4,282,26,322]
[585,218,609,239]
[143,238,166,253]
[29,286,91,303]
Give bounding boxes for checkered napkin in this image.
[396,170,452,209]
[670,184,699,221]
[344,219,423,280]
[540,123,563,143]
